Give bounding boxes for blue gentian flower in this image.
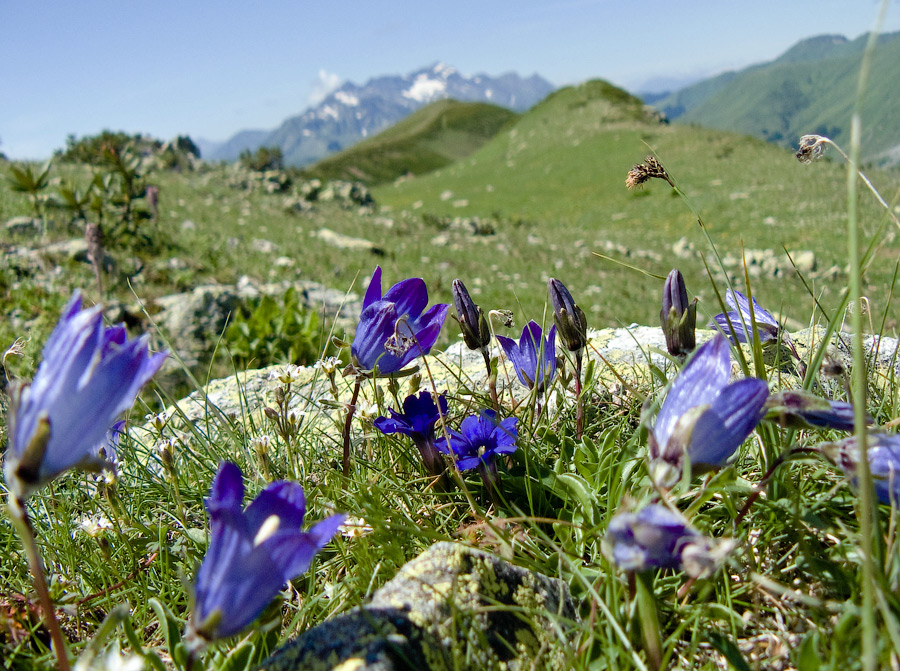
[605,504,733,577]
[496,321,557,393]
[191,462,346,641]
[765,390,866,432]
[373,391,448,476]
[4,291,166,500]
[604,504,699,572]
[822,433,900,505]
[650,334,768,473]
[711,289,780,344]
[351,266,449,375]
[435,409,518,472]
[435,409,518,503]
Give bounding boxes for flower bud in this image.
[548,278,587,353]
[660,269,697,357]
[452,279,491,352]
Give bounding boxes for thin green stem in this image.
[341,377,362,477]
[8,497,71,671]
[847,6,889,668]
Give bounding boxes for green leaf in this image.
[707,631,751,671]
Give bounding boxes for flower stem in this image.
[482,348,499,412]
[7,497,71,671]
[635,571,662,671]
[341,377,362,477]
[575,351,584,439]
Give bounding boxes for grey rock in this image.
[257,542,577,671]
[5,216,42,236]
[315,228,383,255]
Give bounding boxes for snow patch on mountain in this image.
[404,75,447,102]
[334,91,359,106]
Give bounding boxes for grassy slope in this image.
[657,32,900,165]
[301,99,518,184]
[373,79,900,333]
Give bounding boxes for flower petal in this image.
[687,378,768,469]
[654,335,730,452]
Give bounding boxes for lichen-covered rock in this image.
[256,542,578,671]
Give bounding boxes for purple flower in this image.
[765,390,866,432]
[452,279,491,353]
[710,289,780,344]
[496,321,557,393]
[5,291,166,499]
[351,267,449,375]
[660,269,697,357]
[435,409,518,472]
[604,504,700,572]
[650,334,768,473]
[822,433,900,505]
[191,462,346,641]
[548,278,587,354]
[373,392,448,476]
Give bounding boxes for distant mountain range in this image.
[199,63,554,166]
[651,31,900,166]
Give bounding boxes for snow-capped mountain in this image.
[207,63,555,166]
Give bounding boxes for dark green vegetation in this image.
[302,99,518,184]
[655,31,900,166]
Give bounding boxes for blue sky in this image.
[2,1,898,159]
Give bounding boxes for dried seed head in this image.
[626,155,671,189]
[796,134,828,163]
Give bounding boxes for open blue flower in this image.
[374,391,448,476]
[435,409,518,472]
[605,504,699,572]
[650,334,768,473]
[191,462,346,641]
[5,291,166,499]
[351,266,449,375]
[710,289,780,344]
[496,321,557,393]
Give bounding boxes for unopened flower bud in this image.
[452,279,491,352]
[548,278,587,353]
[263,406,279,421]
[660,269,697,357]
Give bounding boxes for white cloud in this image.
[308,69,342,106]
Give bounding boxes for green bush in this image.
[224,287,322,368]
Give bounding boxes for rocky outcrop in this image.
[257,542,578,671]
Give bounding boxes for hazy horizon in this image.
[2,1,898,160]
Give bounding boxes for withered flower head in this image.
[452,279,491,352]
[796,135,828,163]
[626,155,671,190]
[548,278,588,353]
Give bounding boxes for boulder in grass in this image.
[257,542,578,671]
[5,216,42,236]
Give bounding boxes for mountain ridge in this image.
[652,31,900,165]
[206,63,554,166]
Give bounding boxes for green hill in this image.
[654,32,900,166]
[372,78,898,330]
[301,99,518,184]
